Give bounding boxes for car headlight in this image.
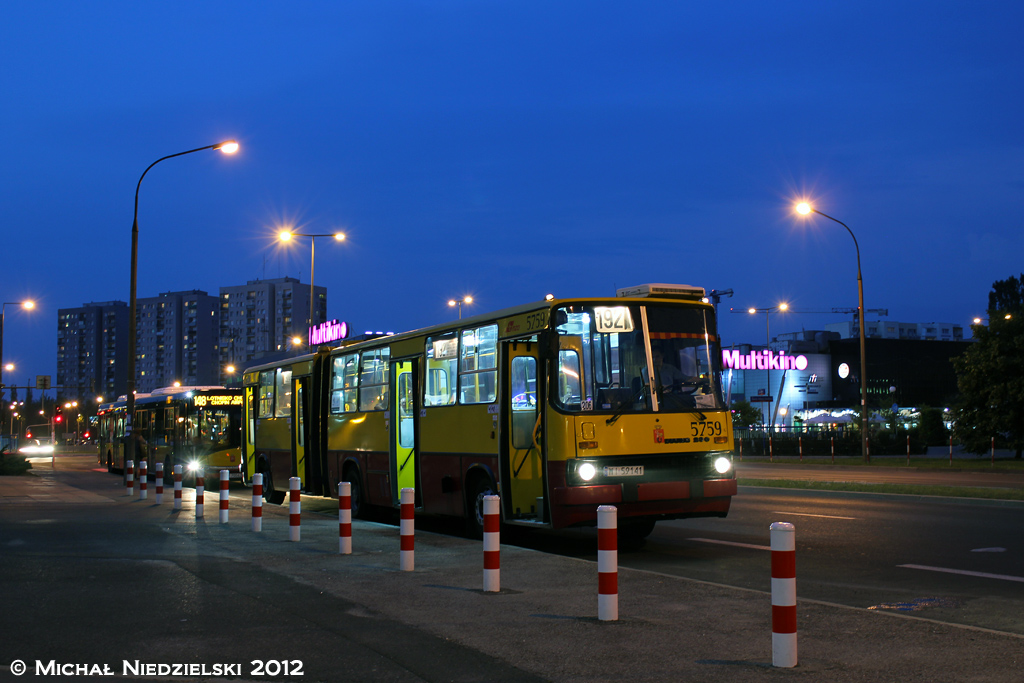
[578,462,597,481]
[187,461,201,472]
[714,456,732,474]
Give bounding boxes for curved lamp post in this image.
[448,296,474,319]
[796,202,869,462]
[278,230,346,343]
[1,300,35,394]
[127,140,238,459]
[747,303,788,430]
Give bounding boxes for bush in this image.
[0,448,32,475]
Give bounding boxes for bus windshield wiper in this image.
[606,384,648,426]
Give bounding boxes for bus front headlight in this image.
[187,460,201,473]
[578,463,597,482]
[714,457,732,474]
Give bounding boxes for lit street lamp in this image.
[127,140,238,464]
[796,201,869,462]
[747,303,788,429]
[1,300,35,394]
[278,229,346,339]
[448,296,474,319]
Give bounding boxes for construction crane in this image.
[791,307,889,318]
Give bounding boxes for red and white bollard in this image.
[483,494,500,592]
[126,460,134,496]
[219,470,230,523]
[139,461,148,500]
[173,465,183,511]
[288,477,301,541]
[770,521,797,668]
[251,473,263,532]
[195,474,205,519]
[597,505,618,621]
[154,462,164,504]
[400,487,414,571]
[339,481,352,554]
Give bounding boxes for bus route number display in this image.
[194,394,243,407]
[593,306,634,334]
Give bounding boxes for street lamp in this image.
[747,303,788,429]
[1,300,36,394]
[796,201,869,462]
[448,296,474,319]
[278,229,346,336]
[127,140,238,464]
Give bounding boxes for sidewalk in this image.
[2,462,1023,682]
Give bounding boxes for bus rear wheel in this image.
[465,474,496,539]
[342,468,365,519]
[261,464,286,505]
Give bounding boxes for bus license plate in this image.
[603,466,644,477]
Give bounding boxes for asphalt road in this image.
[735,460,1024,489]
[509,487,1024,635]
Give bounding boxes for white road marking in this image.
[690,537,770,551]
[770,511,857,520]
[971,547,1006,553]
[899,564,1024,583]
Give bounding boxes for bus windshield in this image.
[193,407,241,449]
[553,303,722,414]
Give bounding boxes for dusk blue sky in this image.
[2,2,1022,399]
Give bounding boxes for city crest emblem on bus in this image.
[654,426,665,444]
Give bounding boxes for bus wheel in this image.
[465,474,496,539]
[342,468,365,519]
[619,518,657,547]
[261,465,286,505]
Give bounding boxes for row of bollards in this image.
[121,466,797,668]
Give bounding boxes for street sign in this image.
[36,375,51,390]
[750,396,773,403]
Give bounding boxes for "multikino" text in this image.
[722,349,808,371]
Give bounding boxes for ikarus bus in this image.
[97,386,243,482]
[243,284,736,540]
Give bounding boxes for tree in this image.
[952,274,1024,458]
[730,400,763,430]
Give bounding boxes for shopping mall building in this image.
[722,322,972,428]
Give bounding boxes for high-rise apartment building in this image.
[57,278,326,398]
[218,277,326,383]
[56,301,129,401]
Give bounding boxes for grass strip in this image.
[737,478,1024,501]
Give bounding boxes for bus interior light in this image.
[714,457,732,474]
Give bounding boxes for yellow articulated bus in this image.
[243,284,736,539]
[97,386,243,482]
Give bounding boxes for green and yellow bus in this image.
[97,386,243,481]
[243,284,736,538]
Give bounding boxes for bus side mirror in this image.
[538,329,559,360]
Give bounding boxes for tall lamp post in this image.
[448,296,474,319]
[278,230,346,342]
[127,140,238,461]
[796,202,869,462]
[1,300,36,396]
[747,303,788,429]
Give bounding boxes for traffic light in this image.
[54,406,63,424]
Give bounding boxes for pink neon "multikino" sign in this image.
[722,349,808,371]
[309,319,349,346]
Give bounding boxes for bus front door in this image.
[243,386,256,482]
[389,359,418,505]
[503,342,546,523]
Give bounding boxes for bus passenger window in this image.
[425,334,458,406]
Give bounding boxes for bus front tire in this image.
[342,468,365,519]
